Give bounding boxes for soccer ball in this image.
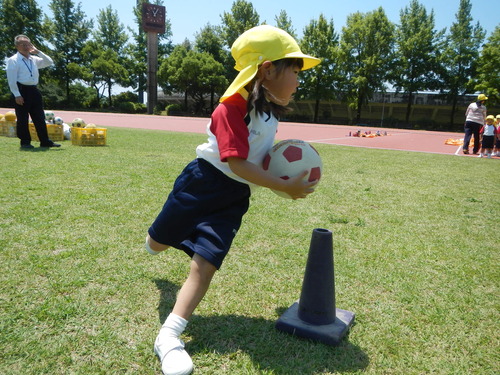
[4,111,16,121]
[262,139,322,199]
[71,118,86,128]
[45,111,55,123]
[62,123,71,140]
[85,123,96,128]
[54,116,64,125]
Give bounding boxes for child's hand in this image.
[282,170,318,200]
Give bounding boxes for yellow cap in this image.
[477,94,488,101]
[220,25,321,102]
[486,115,495,121]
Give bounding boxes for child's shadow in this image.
[154,279,369,374]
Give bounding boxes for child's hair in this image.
[247,58,304,118]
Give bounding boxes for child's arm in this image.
[227,156,317,200]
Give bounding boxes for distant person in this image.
[478,115,497,158]
[145,25,320,375]
[463,94,488,155]
[5,35,60,149]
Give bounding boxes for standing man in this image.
[463,94,488,155]
[6,35,60,149]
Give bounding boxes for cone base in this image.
[276,301,355,346]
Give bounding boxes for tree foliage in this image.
[392,0,445,123]
[339,7,395,123]
[158,45,227,114]
[473,25,500,105]
[274,10,296,39]
[440,0,485,126]
[0,0,45,60]
[220,0,260,49]
[45,0,92,104]
[299,14,339,123]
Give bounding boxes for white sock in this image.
[145,236,161,255]
[160,313,188,337]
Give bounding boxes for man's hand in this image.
[15,96,24,105]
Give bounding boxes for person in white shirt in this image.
[5,35,60,149]
[463,94,488,155]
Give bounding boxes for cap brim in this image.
[283,52,321,70]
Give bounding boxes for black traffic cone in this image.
[275,228,355,345]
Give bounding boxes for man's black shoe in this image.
[40,142,61,148]
[20,144,35,150]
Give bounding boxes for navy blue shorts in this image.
[482,135,495,149]
[148,158,251,269]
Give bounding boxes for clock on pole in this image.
[142,3,166,114]
[142,3,166,34]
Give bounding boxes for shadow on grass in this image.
[154,279,369,374]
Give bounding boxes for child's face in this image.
[486,119,494,125]
[263,65,300,106]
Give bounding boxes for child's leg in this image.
[155,254,217,375]
[172,254,217,320]
[146,234,170,255]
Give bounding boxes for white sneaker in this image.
[154,335,193,375]
[478,154,483,158]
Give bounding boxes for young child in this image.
[145,25,320,375]
[478,115,497,158]
[494,115,500,157]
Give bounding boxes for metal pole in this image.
[146,31,158,114]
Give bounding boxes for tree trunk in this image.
[313,98,320,123]
[405,91,413,124]
[450,95,458,128]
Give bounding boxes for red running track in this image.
[0,108,489,157]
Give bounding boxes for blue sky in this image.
[38,0,498,44]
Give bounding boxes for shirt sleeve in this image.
[33,51,53,69]
[5,57,21,97]
[210,96,250,162]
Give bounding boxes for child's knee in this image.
[146,234,170,252]
[191,254,217,280]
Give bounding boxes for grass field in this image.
[1,127,498,375]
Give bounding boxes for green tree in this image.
[392,0,445,124]
[220,0,260,49]
[45,0,92,105]
[195,24,230,109]
[473,26,500,105]
[91,6,130,106]
[299,14,339,123]
[441,0,485,127]
[0,0,46,60]
[72,40,128,108]
[274,10,296,39]
[158,45,227,114]
[339,7,395,124]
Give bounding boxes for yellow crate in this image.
[71,127,107,146]
[0,120,17,137]
[29,123,64,141]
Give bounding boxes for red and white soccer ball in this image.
[262,139,322,199]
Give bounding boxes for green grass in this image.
[1,127,498,374]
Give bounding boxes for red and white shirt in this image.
[480,124,498,137]
[196,90,278,187]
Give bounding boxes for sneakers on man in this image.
[154,335,193,375]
